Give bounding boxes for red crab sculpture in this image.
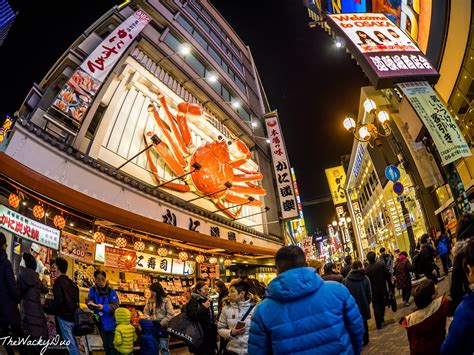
[143,93,266,218]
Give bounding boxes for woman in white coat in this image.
[217,280,257,355]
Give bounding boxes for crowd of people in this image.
[0,213,473,355]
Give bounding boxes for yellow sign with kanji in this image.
[325,166,347,205]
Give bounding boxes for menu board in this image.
[60,232,95,264]
[199,263,219,279]
[104,246,136,271]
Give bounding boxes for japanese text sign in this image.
[60,232,95,264]
[136,252,172,273]
[325,13,438,89]
[352,201,367,241]
[104,246,137,270]
[325,166,347,205]
[398,82,471,165]
[53,10,150,122]
[265,115,299,220]
[0,205,60,249]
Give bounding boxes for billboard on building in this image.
[326,13,438,89]
[53,10,150,123]
[265,115,299,220]
[325,166,347,205]
[398,81,471,166]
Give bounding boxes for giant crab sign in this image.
[143,93,266,218]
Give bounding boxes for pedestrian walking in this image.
[441,238,474,355]
[366,251,393,329]
[217,279,256,354]
[343,261,372,346]
[186,281,217,355]
[379,247,394,276]
[436,231,452,276]
[52,257,80,355]
[400,279,454,355]
[322,262,344,283]
[142,282,175,355]
[394,251,413,306]
[248,246,364,354]
[113,307,137,355]
[450,213,474,308]
[341,255,352,278]
[417,234,439,283]
[0,233,23,355]
[87,270,120,355]
[17,253,49,340]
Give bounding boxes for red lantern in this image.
[195,254,205,263]
[8,193,20,209]
[178,251,189,261]
[93,232,105,244]
[53,215,66,229]
[134,241,145,252]
[33,205,44,219]
[157,247,168,257]
[115,236,128,248]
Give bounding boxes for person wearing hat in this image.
[142,282,175,355]
[20,243,48,284]
[0,232,22,355]
[400,279,454,355]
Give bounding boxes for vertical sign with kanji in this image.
[325,166,347,205]
[53,10,151,123]
[265,115,299,220]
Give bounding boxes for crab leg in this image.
[215,201,243,219]
[229,139,252,168]
[158,94,189,155]
[233,173,263,182]
[177,102,198,147]
[148,104,187,167]
[143,133,186,178]
[229,184,266,196]
[145,147,191,192]
[224,193,264,207]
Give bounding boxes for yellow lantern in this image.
[224,259,232,266]
[195,254,205,263]
[157,247,168,257]
[93,231,105,244]
[33,205,44,219]
[8,193,20,209]
[53,215,66,229]
[208,257,218,265]
[115,236,128,248]
[178,251,189,261]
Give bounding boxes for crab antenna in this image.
[155,162,202,189]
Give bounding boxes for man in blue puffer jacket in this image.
[249,246,364,355]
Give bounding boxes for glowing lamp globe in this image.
[134,241,145,252]
[363,98,377,113]
[158,247,168,257]
[53,215,66,229]
[224,259,232,266]
[33,205,44,219]
[358,126,370,140]
[8,193,20,209]
[115,237,128,248]
[343,117,356,131]
[178,251,189,261]
[195,254,205,263]
[93,232,105,244]
[208,257,218,265]
[377,110,390,124]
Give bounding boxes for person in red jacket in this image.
[399,279,454,355]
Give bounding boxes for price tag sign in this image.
[60,232,95,264]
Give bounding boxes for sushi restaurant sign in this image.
[52,9,150,123]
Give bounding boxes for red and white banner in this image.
[104,246,137,270]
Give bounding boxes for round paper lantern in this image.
[178,251,189,261]
[157,247,168,257]
[115,236,128,248]
[208,256,218,265]
[195,254,205,263]
[134,240,145,252]
[224,259,232,266]
[33,205,44,219]
[93,231,105,244]
[8,193,20,209]
[53,215,66,229]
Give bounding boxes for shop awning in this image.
[0,153,280,256]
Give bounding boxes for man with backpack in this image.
[52,257,80,355]
[436,231,452,276]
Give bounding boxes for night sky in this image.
[1,0,369,234]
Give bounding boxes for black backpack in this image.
[73,308,95,336]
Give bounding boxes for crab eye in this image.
[217,135,223,141]
[227,140,232,145]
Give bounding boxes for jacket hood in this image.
[346,269,366,281]
[19,266,40,287]
[139,318,154,331]
[115,307,131,324]
[266,267,322,302]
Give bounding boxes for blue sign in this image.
[385,165,401,182]
[393,182,404,195]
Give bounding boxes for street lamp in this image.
[343,98,392,148]
[331,220,338,227]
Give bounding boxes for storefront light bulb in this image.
[343,117,356,131]
[207,73,218,83]
[265,139,270,144]
[231,101,241,109]
[335,40,343,48]
[251,121,258,127]
[358,126,370,140]
[168,250,173,255]
[69,222,74,227]
[363,98,377,113]
[149,246,154,251]
[22,201,27,206]
[179,44,191,55]
[377,111,390,124]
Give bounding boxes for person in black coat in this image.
[17,253,49,339]
[341,255,352,279]
[366,251,393,329]
[0,233,23,355]
[186,281,217,355]
[343,261,371,346]
[322,262,344,283]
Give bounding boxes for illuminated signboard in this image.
[327,0,367,14]
[353,144,365,178]
[325,166,347,205]
[326,13,438,89]
[291,167,304,219]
